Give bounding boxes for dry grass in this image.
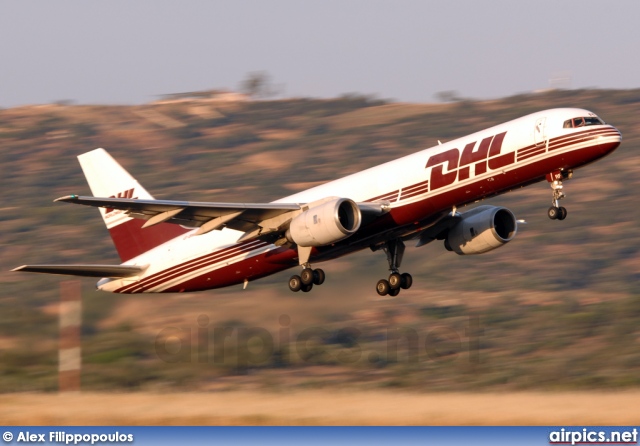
[1,390,637,425]
[327,103,440,129]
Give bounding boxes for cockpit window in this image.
[584,116,604,125]
[562,116,604,128]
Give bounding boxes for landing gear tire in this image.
[290,267,326,292]
[388,272,402,290]
[400,273,413,290]
[300,268,314,286]
[548,206,568,221]
[376,279,391,296]
[289,275,302,292]
[557,206,567,220]
[378,272,412,295]
[313,268,325,285]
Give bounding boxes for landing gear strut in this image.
[374,240,413,297]
[288,245,326,293]
[546,169,572,221]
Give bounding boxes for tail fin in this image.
[77,148,189,262]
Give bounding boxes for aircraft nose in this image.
[599,125,622,154]
[612,125,622,141]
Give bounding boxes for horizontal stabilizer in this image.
[12,264,147,278]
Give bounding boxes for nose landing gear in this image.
[546,170,572,221]
[547,204,567,221]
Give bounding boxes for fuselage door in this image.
[534,117,547,148]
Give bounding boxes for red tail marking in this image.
[108,218,189,262]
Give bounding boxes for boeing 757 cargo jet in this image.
[13,108,621,296]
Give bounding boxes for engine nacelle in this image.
[445,205,517,255]
[287,198,361,247]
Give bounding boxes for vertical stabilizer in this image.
[77,148,188,262]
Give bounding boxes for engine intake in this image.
[287,198,361,247]
[445,205,517,255]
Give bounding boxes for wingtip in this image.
[11,265,26,272]
[78,147,106,159]
[54,195,79,202]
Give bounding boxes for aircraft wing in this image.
[413,212,462,247]
[55,195,303,234]
[12,264,147,278]
[55,195,390,242]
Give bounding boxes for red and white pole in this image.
[59,280,81,392]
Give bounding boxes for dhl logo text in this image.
[425,131,513,190]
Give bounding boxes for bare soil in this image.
[1,391,637,425]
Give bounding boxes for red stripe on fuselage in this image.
[161,246,298,292]
[548,128,618,151]
[133,242,267,293]
[400,183,430,200]
[116,240,267,293]
[365,190,399,203]
[402,179,430,193]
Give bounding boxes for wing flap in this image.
[12,264,148,278]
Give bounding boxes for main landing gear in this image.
[288,245,326,293]
[374,240,413,297]
[288,267,325,293]
[546,169,572,221]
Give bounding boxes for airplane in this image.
[13,108,621,296]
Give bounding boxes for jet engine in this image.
[287,198,361,247]
[445,205,517,255]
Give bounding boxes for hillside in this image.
[0,90,639,392]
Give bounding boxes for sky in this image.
[1,0,639,107]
